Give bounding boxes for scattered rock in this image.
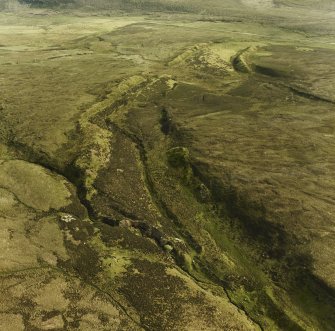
[164,244,174,252]
[119,219,133,227]
[60,214,76,223]
[39,315,64,330]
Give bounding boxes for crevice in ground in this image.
[158,104,335,330]
[103,115,264,330]
[105,119,202,254]
[285,84,335,104]
[4,75,332,331]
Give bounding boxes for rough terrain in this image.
[0,1,335,330]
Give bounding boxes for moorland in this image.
[0,1,335,330]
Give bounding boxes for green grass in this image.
[1,7,335,330]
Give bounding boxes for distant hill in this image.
[14,0,334,14]
[275,0,335,10]
[17,0,235,11]
[14,0,335,12]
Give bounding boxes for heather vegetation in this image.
[0,1,334,330]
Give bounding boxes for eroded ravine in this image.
[2,70,335,330]
[65,74,333,330]
[2,10,335,329]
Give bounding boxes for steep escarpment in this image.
[53,65,335,329]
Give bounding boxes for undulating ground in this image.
[0,1,335,330]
